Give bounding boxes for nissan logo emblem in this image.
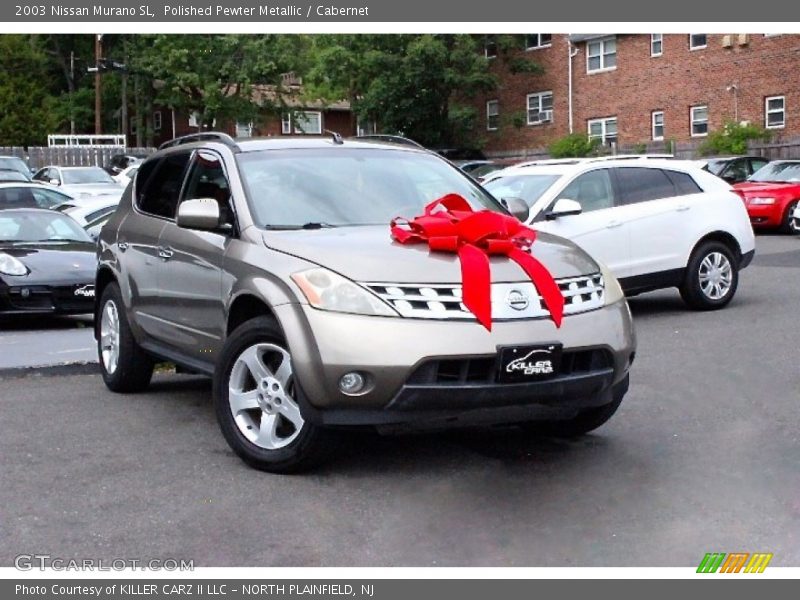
[506,289,529,311]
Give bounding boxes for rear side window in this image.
[135,153,191,219]
[616,167,676,204]
[664,170,703,195]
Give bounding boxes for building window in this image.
[651,34,663,57]
[588,117,618,146]
[526,92,553,125]
[525,34,552,50]
[484,36,497,59]
[235,121,253,138]
[486,100,499,131]
[689,34,707,50]
[652,111,665,140]
[292,111,322,135]
[281,113,291,135]
[691,105,709,137]
[587,37,617,73]
[765,96,785,129]
[153,111,162,131]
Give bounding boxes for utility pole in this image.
[70,51,75,135]
[94,34,103,135]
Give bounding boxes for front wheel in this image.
[679,242,739,310]
[213,316,334,473]
[780,200,799,234]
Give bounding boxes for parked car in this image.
[113,164,139,187]
[732,160,800,234]
[0,156,33,179]
[96,133,636,473]
[84,211,113,241]
[0,168,32,183]
[32,165,124,200]
[696,156,770,184]
[0,209,96,316]
[105,152,148,176]
[483,159,755,309]
[0,182,76,210]
[55,197,119,227]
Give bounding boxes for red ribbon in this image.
[390,194,564,331]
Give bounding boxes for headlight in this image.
[291,268,398,317]
[598,262,624,305]
[0,253,28,276]
[749,197,776,205]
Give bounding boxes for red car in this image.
[733,160,800,234]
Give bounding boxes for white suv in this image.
[484,159,755,309]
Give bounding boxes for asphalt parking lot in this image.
[1,233,798,567]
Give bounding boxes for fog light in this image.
[339,372,366,395]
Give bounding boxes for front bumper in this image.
[0,280,95,315]
[274,299,635,422]
[746,203,782,228]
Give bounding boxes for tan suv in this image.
[95,133,636,472]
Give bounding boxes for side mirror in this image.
[49,179,60,186]
[500,197,530,221]
[546,198,583,220]
[177,198,223,231]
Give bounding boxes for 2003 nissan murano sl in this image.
[96,133,636,472]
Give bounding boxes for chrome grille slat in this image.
[365,274,604,320]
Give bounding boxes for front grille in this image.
[365,273,604,321]
[407,348,613,385]
[7,286,53,310]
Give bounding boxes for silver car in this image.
[95,133,636,472]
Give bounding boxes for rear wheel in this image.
[679,242,739,310]
[97,283,154,392]
[213,316,334,473]
[780,200,799,234]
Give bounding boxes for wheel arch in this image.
[226,293,280,337]
[687,231,743,267]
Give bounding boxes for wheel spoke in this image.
[229,389,259,414]
[276,395,303,429]
[240,345,270,381]
[274,352,292,388]
[255,414,280,449]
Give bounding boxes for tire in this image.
[97,282,154,393]
[521,376,627,437]
[780,200,799,235]
[213,316,334,473]
[679,241,739,310]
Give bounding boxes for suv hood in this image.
[263,225,598,283]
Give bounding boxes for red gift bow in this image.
[390,194,564,331]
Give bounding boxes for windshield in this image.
[483,173,562,207]
[236,148,505,228]
[0,211,92,243]
[0,170,30,182]
[62,167,115,185]
[0,157,31,177]
[704,160,729,175]
[470,163,504,179]
[748,162,800,183]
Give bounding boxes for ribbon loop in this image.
[391,195,564,331]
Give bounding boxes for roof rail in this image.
[349,134,425,149]
[158,132,239,151]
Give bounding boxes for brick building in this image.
[475,34,800,158]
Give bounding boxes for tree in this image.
[308,35,539,147]
[548,133,600,158]
[128,35,313,131]
[699,121,772,156]
[0,36,58,146]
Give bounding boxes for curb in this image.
[0,362,99,380]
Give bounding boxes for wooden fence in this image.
[0,146,156,170]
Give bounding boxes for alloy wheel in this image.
[698,252,733,300]
[99,299,120,374]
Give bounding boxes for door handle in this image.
[118,241,129,252]
[676,204,691,212]
[605,220,623,229]
[158,246,174,260]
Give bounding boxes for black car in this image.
[0,209,96,316]
[699,156,770,184]
[104,153,149,176]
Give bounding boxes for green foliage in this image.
[548,133,600,158]
[632,142,648,154]
[0,36,59,145]
[307,34,500,147]
[699,121,772,156]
